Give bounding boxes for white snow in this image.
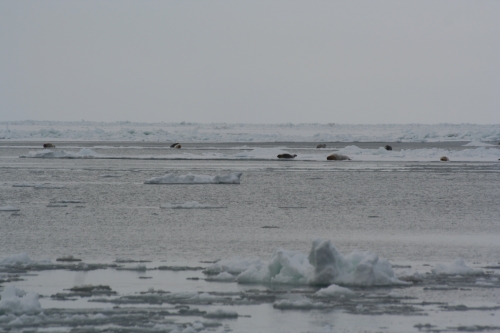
[144,172,242,184]
[0,206,20,212]
[160,201,218,209]
[0,286,41,315]
[431,258,483,275]
[2,121,499,143]
[206,239,408,287]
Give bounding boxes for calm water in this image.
[0,142,499,333]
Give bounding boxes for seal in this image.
[170,143,181,149]
[277,154,297,159]
[327,153,350,161]
[316,144,326,149]
[440,156,449,161]
[385,145,392,151]
[43,143,55,148]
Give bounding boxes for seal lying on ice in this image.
[385,145,392,151]
[440,156,449,161]
[327,153,350,161]
[277,154,297,159]
[170,143,181,148]
[316,144,327,148]
[43,143,55,148]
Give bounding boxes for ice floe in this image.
[0,286,41,315]
[205,239,408,287]
[145,172,242,184]
[314,284,355,298]
[432,258,483,275]
[2,121,500,143]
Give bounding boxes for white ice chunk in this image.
[0,206,20,211]
[314,284,355,297]
[0,286,41,315]
[209,239,408,287]
[145,172,242,184]
[0,253,34,266]
[432,258,483,275]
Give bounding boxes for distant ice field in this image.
[0,140,499,333]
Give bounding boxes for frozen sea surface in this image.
[0,141,499,333]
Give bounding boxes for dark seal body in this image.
[316,144,326,149]
[440,156,449,161]
[277,154,297,159]
[327,153,350,161]
[43,143,55,148]
[385,145,392,151]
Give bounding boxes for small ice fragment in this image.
[432,258,483,275]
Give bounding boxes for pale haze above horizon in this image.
[1,1,499,124]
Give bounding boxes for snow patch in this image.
[314,284,355,297]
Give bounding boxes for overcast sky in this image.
[1,1,499,124]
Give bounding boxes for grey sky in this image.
[1,1,499,124]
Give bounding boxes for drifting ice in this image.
[206,239,408,287]
[431,258,483,275]
[145,172,242,184]
[0,286,41,315]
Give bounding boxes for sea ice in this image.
[0,253,34,266]
[206,239,408,287]
[314,284,355,297]
[22,148,99,159]
[431,258,483,275]
[0,286,41,315]
[144,172,242,184]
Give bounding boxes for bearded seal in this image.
[440,156,449,161]
[327,153,350,161]
[170,143,181,149]
[316,144,327,149]
[277,154,297,159]
[385,145,392,151]
[43,143,55,148]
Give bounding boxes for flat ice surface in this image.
[0,140,499,332]
[1,121,500,143]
